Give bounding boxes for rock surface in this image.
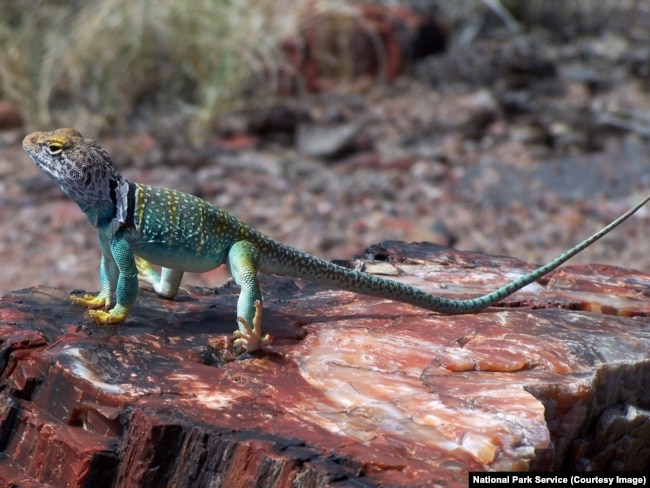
[0,241,649,487]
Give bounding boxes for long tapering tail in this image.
[260,193,650,314]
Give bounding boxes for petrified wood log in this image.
[0,242,648,487]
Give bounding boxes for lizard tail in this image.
[258,192,650,315]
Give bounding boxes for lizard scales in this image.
[23,128,650,353]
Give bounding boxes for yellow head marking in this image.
[23,128,126,217]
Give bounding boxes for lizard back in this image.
[127,183,252,272]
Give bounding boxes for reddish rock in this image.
[0,242,649,486]
[280,5,447,93]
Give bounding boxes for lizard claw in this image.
[70,293,108,309]
[71,293,131,325]
[86,304,131,324]
[233,300,270,354]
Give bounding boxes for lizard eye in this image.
[46,142,63,155]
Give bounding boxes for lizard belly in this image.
[131,242,226,272]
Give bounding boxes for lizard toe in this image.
[87,305,131,324]
[70,294,108,309]
[233,300,270,353]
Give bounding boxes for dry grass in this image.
[0,0,359,139]
[0,0,636,140]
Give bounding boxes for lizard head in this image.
[23,128,127,219]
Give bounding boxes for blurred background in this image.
[1,0,649,296]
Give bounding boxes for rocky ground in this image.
[1,4,650,298]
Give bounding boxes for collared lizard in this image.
[23,128,650,353]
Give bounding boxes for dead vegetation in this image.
[0,0,366,138]
[1,1,641,141]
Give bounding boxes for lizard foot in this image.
[87,305,130,324]
[233,300,270,354]
[70,293,108,309]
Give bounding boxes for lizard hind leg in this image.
[227,240,270,353]
[135,256,156,280]
[135,256,183,298]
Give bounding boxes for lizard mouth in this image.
[23,137,40,159]
[23,145,61,184]
[24,147,50,172]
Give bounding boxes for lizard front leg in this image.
[70,234,118,310]
[227,240,270,353]
[83,234,138,324]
